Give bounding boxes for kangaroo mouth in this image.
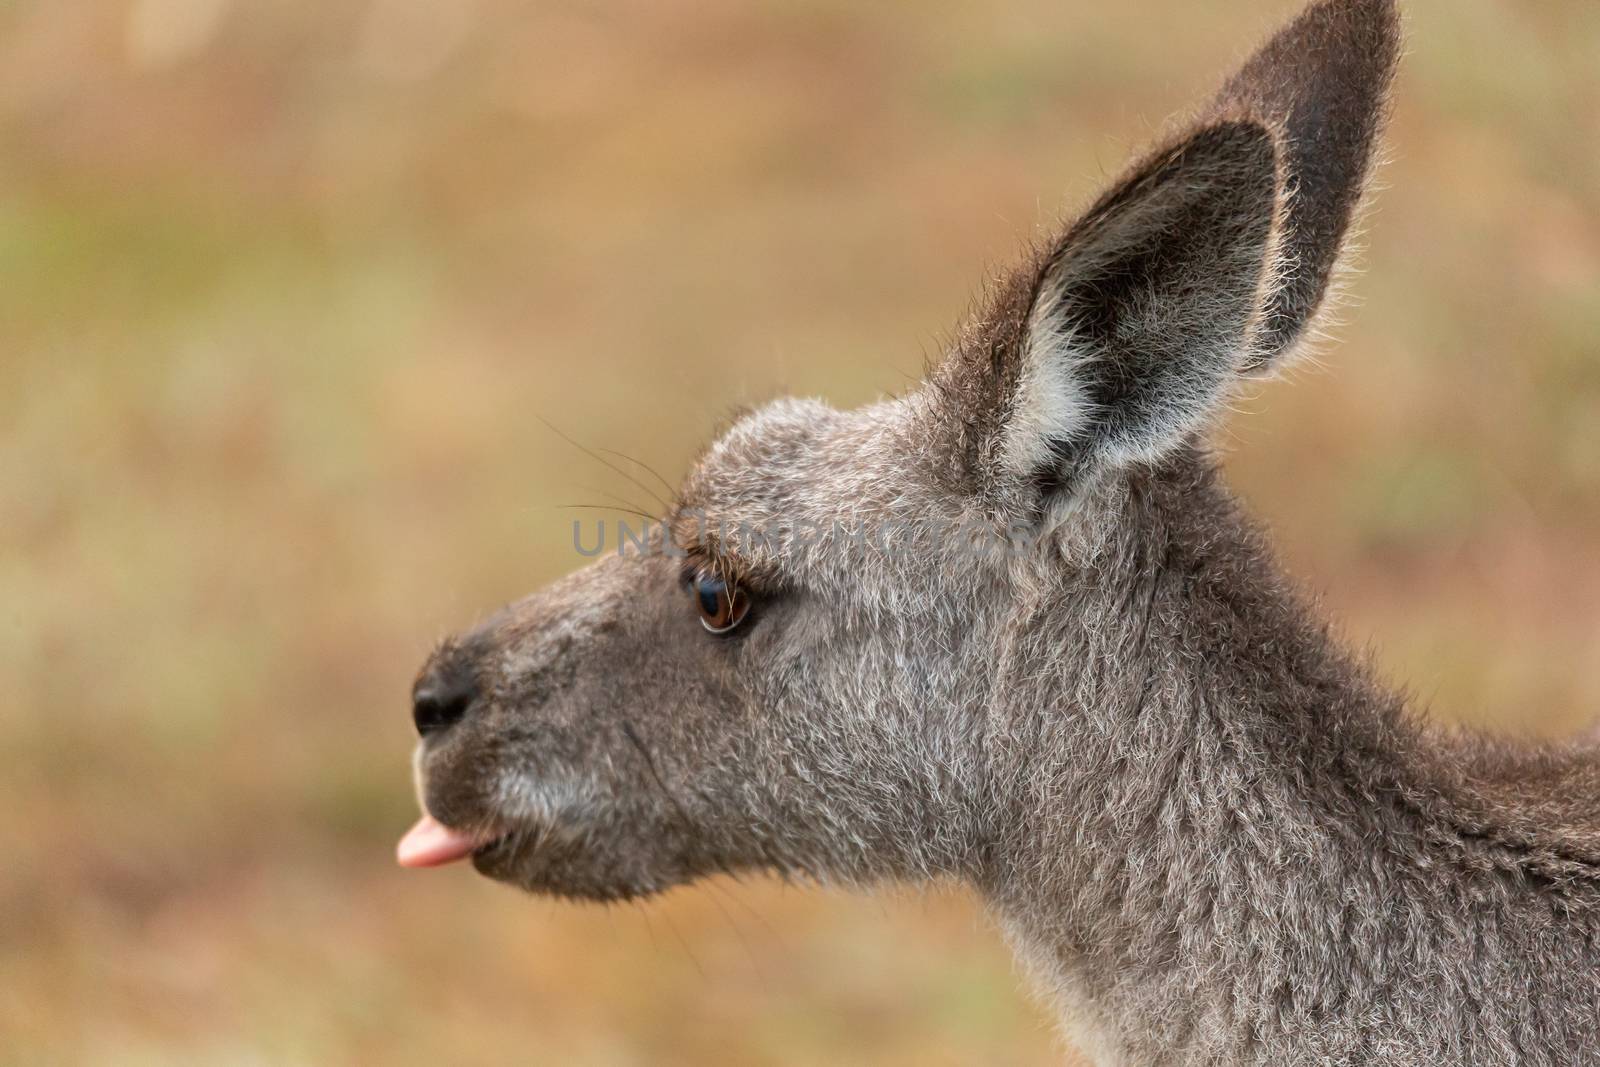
[395,814,505,868]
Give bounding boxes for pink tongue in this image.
[396,814,486,868]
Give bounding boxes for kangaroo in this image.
[397,1,1600,1062]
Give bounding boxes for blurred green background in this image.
[3,0,1597,1062]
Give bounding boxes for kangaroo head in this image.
[400,0,1400,904]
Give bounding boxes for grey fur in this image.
[408,2,1600,1062]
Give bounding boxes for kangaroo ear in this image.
[997,119,1284,491]
[927,0,1399,506]
[1213,0,1401,369]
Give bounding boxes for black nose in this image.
[412,664,478,737]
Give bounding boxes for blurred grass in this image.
[2,0,1597,1063]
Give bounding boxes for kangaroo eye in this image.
[691,570,750,635]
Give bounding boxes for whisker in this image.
[535,414,671,511]
[705,876,786,951]
[702,878,776,985]
[660,908,708,981]
[595,488,662,522]
[562,503,660,524]
[636,903,663,958]
[595,447,677,502]
[621,720,694,829]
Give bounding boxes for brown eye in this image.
[692,570,750,634]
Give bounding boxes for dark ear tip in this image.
[1297,0,1400,34]
[1302,0,1403,68]
[1222,0,1403,110]
[1206,0,1403,366]
[1319,0,1403,59]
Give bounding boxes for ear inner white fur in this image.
[1002,121,1283,495]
